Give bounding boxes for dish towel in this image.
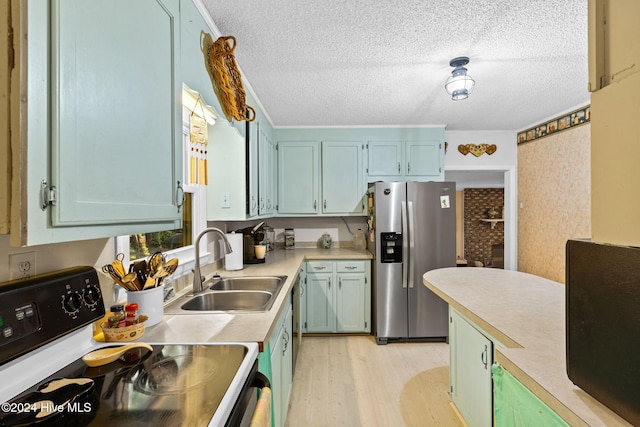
[250,387,272,427]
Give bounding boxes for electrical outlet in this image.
[9,252,36,280]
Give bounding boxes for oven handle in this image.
[252,371,270,389]
[225,359,271,427]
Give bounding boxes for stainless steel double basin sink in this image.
[164,275,287,313]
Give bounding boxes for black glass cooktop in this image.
[0,344,248,427]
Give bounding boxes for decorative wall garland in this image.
[458,143,497,156]
[517,105,590,144]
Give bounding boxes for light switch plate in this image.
[220,192,231,208]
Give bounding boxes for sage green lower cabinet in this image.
[449,307,494,427]
[305,261,335,332]
[270,295,293,427]
[492,364,569,427]
[305,260,371,333]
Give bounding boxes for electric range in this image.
[0,266,259,427]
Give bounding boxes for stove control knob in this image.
[83,285,102,306]
[62,292,83,314]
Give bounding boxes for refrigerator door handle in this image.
[408,200,415,288]
[401,201,408,289]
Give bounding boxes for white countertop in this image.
[142,247,372,352]
[422,267,631,427]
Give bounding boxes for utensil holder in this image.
[126,284,164,326]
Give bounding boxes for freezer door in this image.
[406,181,456,339]
[373,182,408,342]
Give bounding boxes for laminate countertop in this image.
[422,267,631,427]
[141,247,372,352]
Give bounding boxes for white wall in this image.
[215,216,368,248]
[444,130,517,270]
[0,234,120,303]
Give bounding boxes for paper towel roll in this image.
[225,232,244,270]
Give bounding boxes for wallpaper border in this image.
[517,105,591,144]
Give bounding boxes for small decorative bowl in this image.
[101,315,148,342]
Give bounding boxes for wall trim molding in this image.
[517,105,590,144]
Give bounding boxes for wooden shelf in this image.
[480,218,504,229]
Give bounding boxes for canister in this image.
[284,228,295,249]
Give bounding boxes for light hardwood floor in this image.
[284,335,463,427]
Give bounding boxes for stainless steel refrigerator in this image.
[369,181,456,344]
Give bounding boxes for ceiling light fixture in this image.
[445,57,475,101]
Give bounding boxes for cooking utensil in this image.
[143,258,178,289]
[122,272,142,291]
[112,253,127,278]
[82,343,154,367]
[163,258,178,275]
[129,260,148,287]
[102,265,131,290]
[148,252,165,277]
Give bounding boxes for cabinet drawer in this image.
[307,261,334,272]
[336,261,367,273]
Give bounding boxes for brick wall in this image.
[464,188,504,266]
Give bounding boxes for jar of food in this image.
[108,304,126,328]
[319,232,332,249]
[125,303,139,326]
[284,228,295,250]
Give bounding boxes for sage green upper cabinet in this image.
[277,139,365,216]
[258,127,277,215]
[10,0,182,246]
[367,140,403,177]
[321,141,366,215]
[367,136,445,182]
[248,121,260,217]
[277,141,320,214]
[52,0,181,226]
[206,119,249,220]
[405,140,442,176]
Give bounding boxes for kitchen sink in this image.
[181,291,274,312]
[164,275,288,314]
[208,276,287,292]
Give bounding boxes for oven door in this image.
[226,360,270,427]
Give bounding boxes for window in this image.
[117,86,217,265]
[128,193,193,259]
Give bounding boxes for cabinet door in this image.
[336,273,368,332]
[258,127,271,215]
[271,324,284,427]
[277,141,319,214]
[281,303,293,424]
[450,309,493,427]
[305,272,335,332]
[405,140,442,177]
[51,0,182,226]
[321,141,365,214]
[367,140,402,177]
[247,121,259,217]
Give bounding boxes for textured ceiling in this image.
[198,0,590,131]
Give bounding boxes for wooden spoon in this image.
[82,343,153,367]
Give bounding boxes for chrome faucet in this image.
[192,227,233,294]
